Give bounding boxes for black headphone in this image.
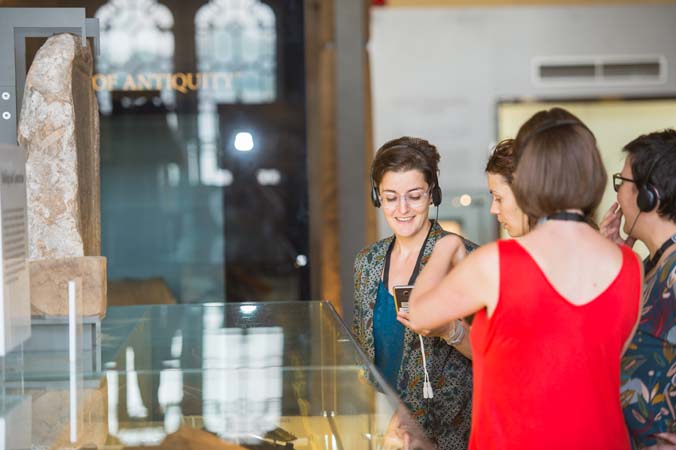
[637,158,662,213]
[370,147,442,208]
[370,176,383,207]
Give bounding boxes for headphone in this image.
[637,157,662,212]
[370,146,442,208]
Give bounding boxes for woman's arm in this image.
[408,237,499,333]
[396,235,474,359]
[648,433,676,449]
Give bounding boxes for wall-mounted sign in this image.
[91,72,236,93]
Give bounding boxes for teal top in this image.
[373,280,404,392]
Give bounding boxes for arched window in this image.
[195,0,276,106]
[95,0,175,114]
[195,0,277,186]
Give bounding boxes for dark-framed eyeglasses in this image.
[612,173,636,192]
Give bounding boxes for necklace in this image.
[538,211,588,225]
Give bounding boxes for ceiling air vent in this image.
[533,56,666,86]
[602,62,661,78]
[539,63,595,79]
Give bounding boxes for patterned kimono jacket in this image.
[621,251,676,448]
[352,220,475,450]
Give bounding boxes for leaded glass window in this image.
[195,0,276,106]
[195,0,277,187]
[95,0,175,114]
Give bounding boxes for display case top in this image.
[1,302,433,450]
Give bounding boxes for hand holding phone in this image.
[393,285,413,313]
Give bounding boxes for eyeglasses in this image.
[380,189,430,211]
[612,173,637,192]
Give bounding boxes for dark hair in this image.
[485,138,516,184]
[371,136,440,188]
[623,129,676,222]
[511,107,606,220]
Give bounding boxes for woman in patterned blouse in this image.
[353,136,475,450]
[601,129,676,449]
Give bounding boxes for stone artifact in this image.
[17,33,106,317]
[123,426,248,450]
[29,256,106,317]
[108,277,177,306]
[18,32,100,259]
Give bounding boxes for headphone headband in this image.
[639,156,660,188]
[370,143,442,208]
[636,154,663,213]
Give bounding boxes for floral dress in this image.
[621,251,676,448]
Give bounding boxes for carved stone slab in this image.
[18,33,100,260]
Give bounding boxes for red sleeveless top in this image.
[469,240,640,450]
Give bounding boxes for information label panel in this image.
[0,144,29,356]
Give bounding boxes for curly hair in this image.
[485,138,516,184]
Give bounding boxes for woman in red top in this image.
[408,107,643,450]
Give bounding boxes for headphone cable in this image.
[627,211,641,239]
[419,335,433,399]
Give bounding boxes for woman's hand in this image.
[382,409,411,450]
[382,407,436,450]
[645,433,676,449]
[396,310,454,337]
[600,202,636,247]
[397,312,473,359]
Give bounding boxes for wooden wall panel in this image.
[306,0,376,315]
[306,0,341,312]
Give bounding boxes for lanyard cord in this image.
[645,233,676,274]
[382,221,433,290]
[381,221,435,399]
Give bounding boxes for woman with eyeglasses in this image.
[601,130,676,450]
[352,136,476,450]
[408,108,643,449]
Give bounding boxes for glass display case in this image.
[1,302,433,449]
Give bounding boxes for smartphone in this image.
[393,285,414,313]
